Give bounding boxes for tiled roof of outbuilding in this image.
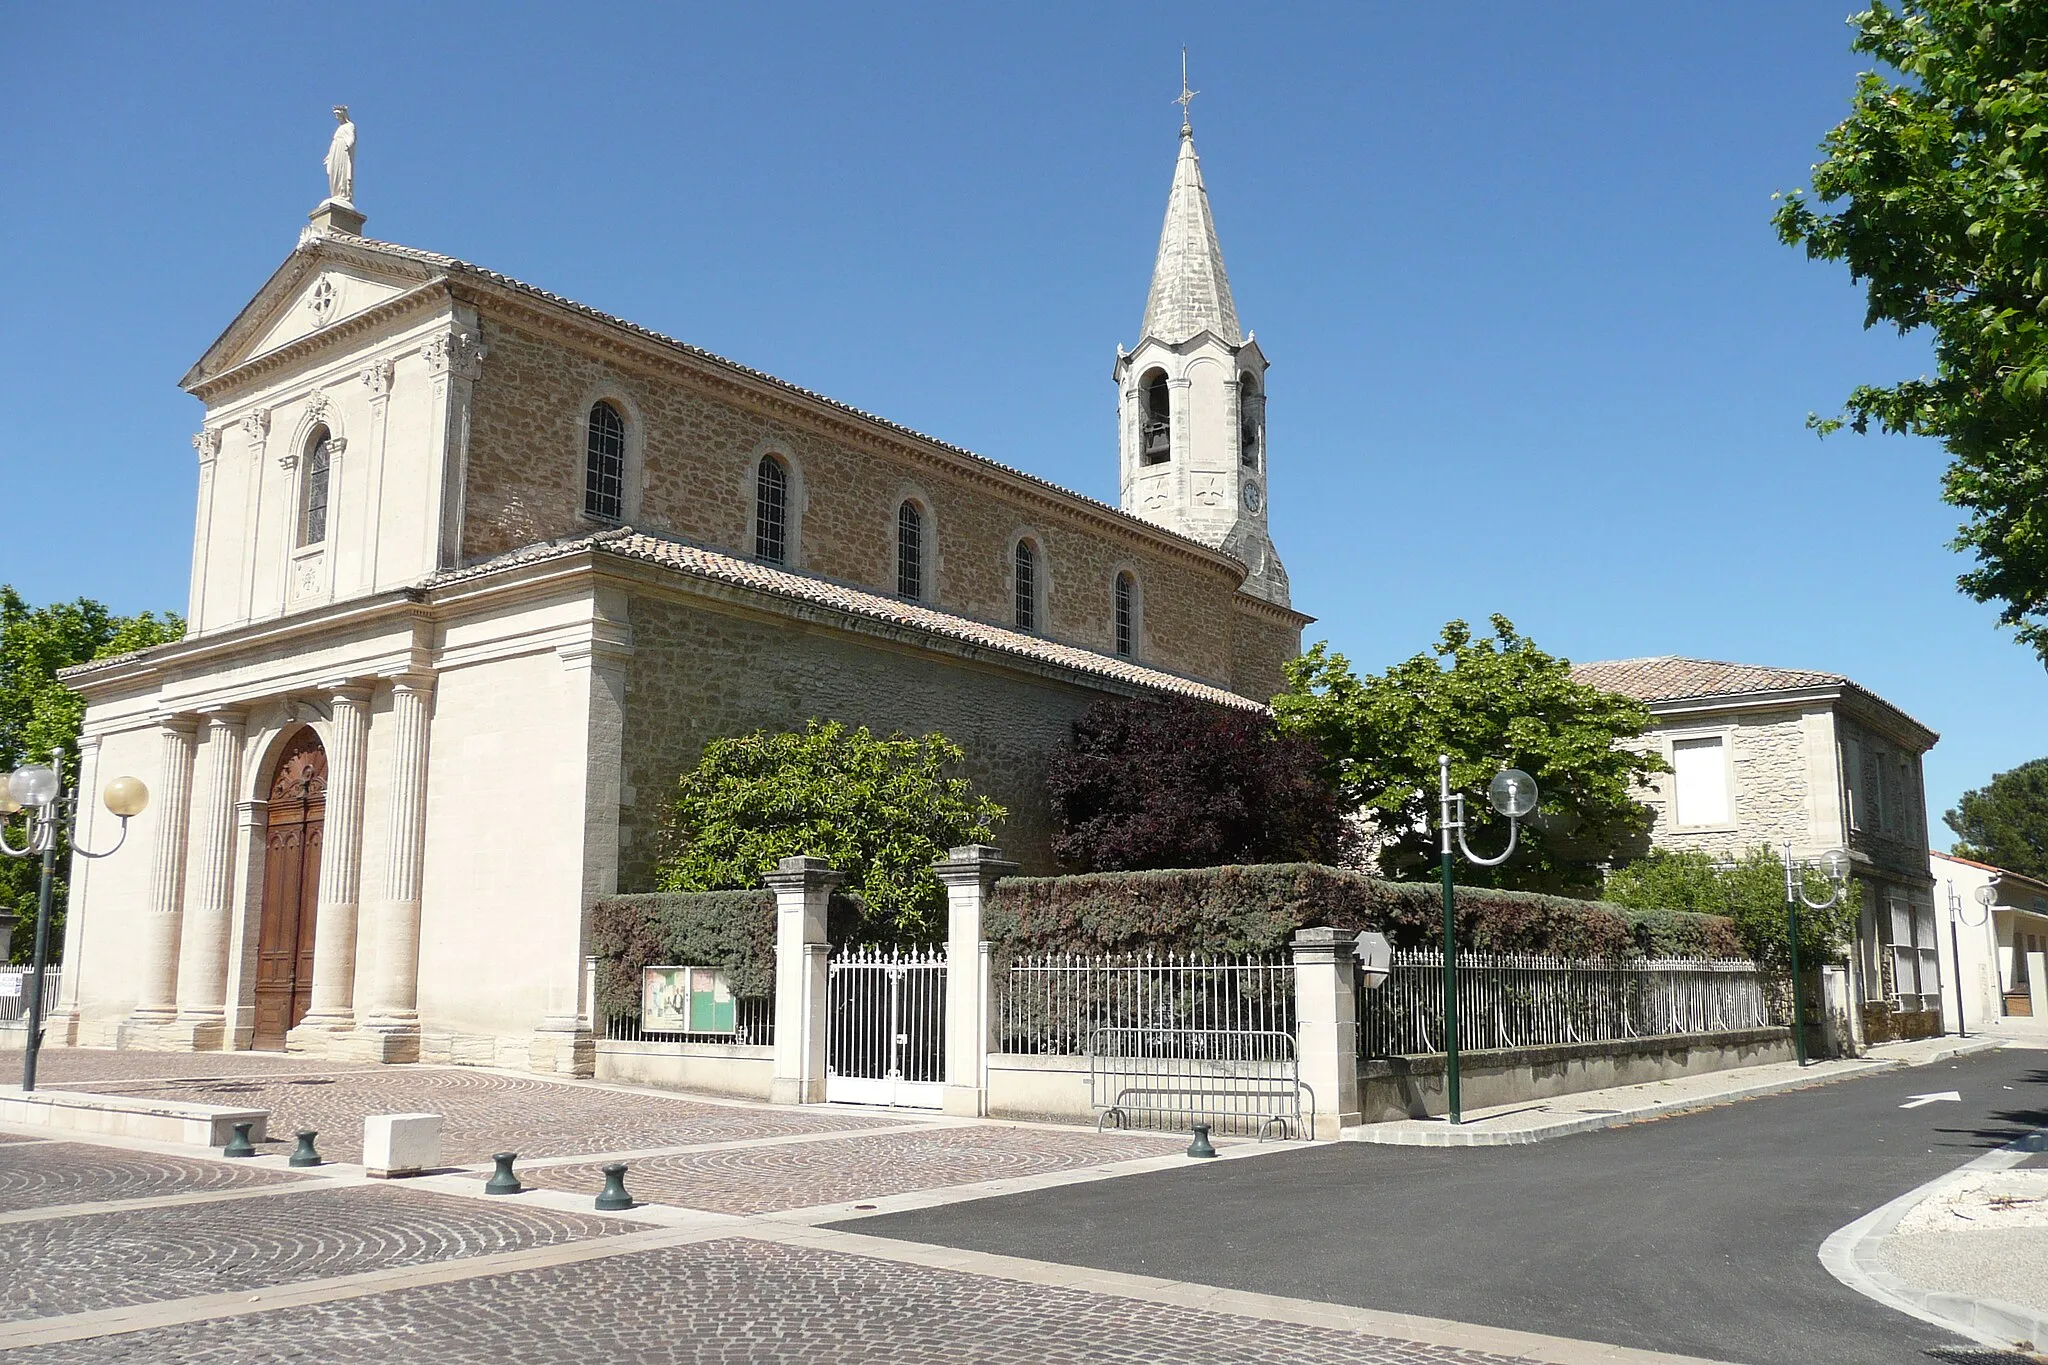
[1570,656,1848,703]
[428,527,1264,711]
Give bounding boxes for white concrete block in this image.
[363,1111,443,1177]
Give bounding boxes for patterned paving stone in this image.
[0,1184,632,1322]
[510,1124,1193,1214]
[2,1237,1530,1364]
[0,1140,303,1212]
[52,1068,907,1163]
[37,1047,379,1085]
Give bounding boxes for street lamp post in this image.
[1780,842,1850,1067]
[1945,879,1995,1038]
[0,751,148,1091]
[1437,755,1538,1125]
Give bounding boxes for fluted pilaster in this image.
[365,674,433,1042]
[294,684,369,1035]
[174,709,246,1041]
[128,717,198,1022]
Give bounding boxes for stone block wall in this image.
[462,312,1285,694]
[1632,707,1813,859]
[615,589,1119,890]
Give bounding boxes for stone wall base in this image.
[1861,1003,1943,1045]
[1357,1028,1795,1123]
[595,1041,774,1101]
[116,1017,227,1052]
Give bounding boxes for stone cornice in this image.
[1646,683,1938,753]
[444,276,1249,584]
[184,280,455,404]
[1231,591,1314,629]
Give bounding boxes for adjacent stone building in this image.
[1573,656,1942,1043]
[54,117,1307,1071]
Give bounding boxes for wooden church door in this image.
[253,729,326,1049]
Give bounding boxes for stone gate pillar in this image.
[1291,926,1363,1139]
[766,856,840,1105]
[936,844,1016,1117]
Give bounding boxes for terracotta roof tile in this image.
[1570,656,1846,703]
[427,527,1264,711]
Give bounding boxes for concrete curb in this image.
[1819,1126,2048,1354]
[1344,1038,2004,1147]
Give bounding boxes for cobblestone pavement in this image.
[510,1124,1191,1214]
[0,1140,303,1212]
[38,1047,379,1083]
[61,1066,907,1162]
[2,1237,1532,1364]
[0,1184,634,1321]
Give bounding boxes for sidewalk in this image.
[1344,1034,2003,1147]
[1822,1127,2048,1356]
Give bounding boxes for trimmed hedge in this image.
[983,863,1745,964]
[587,890,872,1022]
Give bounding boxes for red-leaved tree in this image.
[1047,695,1352,872]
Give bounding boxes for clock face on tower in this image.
[1242,481,1263,513]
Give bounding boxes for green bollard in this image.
[485,1152,522,1195]
[595,1162,633,1210]
[223,1122,257,1158]
[1185,1123,1217,1159]
[288,1130,322,1167]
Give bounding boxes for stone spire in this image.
[1139,129,1242,348]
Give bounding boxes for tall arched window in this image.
[584,402,626,521]
[299,427,332,547]
[1113,571,1136,658]
[1239,374,1262,469]
[1013,539,1038,632]
[897,501,925,601]
[1140,370,1171,466]
[755,456,788,564]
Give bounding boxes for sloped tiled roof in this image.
[1570,656,1847,703]
[1140,130,1242,347]
[428,527,1264,710]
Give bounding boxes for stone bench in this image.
[0,1086,268,1148]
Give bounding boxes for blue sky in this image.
[2,2,2042,833]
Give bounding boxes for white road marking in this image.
[1899,1091,1962,1109]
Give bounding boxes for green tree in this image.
[0,588,184,959]
[654,720,1004,941]
[1773,2,2048,662]
[1273,616,1666,897]
[1603,846,1860,972]
[1945,756,2048,879]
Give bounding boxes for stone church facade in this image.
[54,118,1308,1072]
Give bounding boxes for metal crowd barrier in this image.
[1087,1025,1314,1140]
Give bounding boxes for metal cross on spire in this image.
[1174,47,1199,132]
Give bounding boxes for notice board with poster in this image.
[641,966,736,1034]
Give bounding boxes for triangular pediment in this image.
[181,237,448,391]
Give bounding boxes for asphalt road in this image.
[843,1048,2048,1365]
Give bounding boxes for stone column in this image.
[361,674,433,1060]
[935,844,1016,1117]
[173,708,246,1048]
[2030,951,2047,1023]
[1291,927,1363,1139]
[122,717,198,1040]
[291,684,370,1042]
[766,856,840,1105]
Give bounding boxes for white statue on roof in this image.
[324,106,355,205]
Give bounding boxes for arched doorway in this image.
[253,728,325,1050]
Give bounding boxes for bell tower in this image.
[1115,94,1288,607]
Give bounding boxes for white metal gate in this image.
[826,946,946,1108]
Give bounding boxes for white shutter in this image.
[1671,737,1729,827]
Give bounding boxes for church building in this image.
[54,108,1306,1072]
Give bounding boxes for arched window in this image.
[299,427,332,547]
[755,456,788,564]
[897,501,925,601]
[1114,571,1136,658]
[584,402,626,521]
[1013,539,1038,632]
[1140,369,1171,466]
[1239,374,1261,469]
